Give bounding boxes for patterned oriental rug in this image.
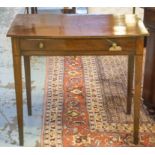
[41,56,155,146]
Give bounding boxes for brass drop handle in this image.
[109,43,122,51]
[39,42,44,49]
[106,39,122,51]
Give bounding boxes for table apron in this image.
[21,50,135,56]
[19,38,136,51]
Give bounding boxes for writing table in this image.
[7,14,148,145]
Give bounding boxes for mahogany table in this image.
[7,14,148,146]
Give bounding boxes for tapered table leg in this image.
[24,56,32,116]
[133,38,144,144]
[133,55,143,144]
[127,55,134,114]
[12,38,23,146]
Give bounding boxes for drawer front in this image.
[20,38,136,52]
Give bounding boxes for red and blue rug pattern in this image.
[42,56,155,146]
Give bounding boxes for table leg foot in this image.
[134,132,139,145]
[19,133,24,146]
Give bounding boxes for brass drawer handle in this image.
[39,42,44,49]
[106,39,122,51]
[109,43,122,51]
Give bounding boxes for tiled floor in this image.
[0,7,144,146]
[0,8,46,146]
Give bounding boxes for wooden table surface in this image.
[7,14,148,38]
[7,14,148,146]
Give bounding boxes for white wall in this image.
[87,7,144,19]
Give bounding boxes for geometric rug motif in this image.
[41,56,155,146]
